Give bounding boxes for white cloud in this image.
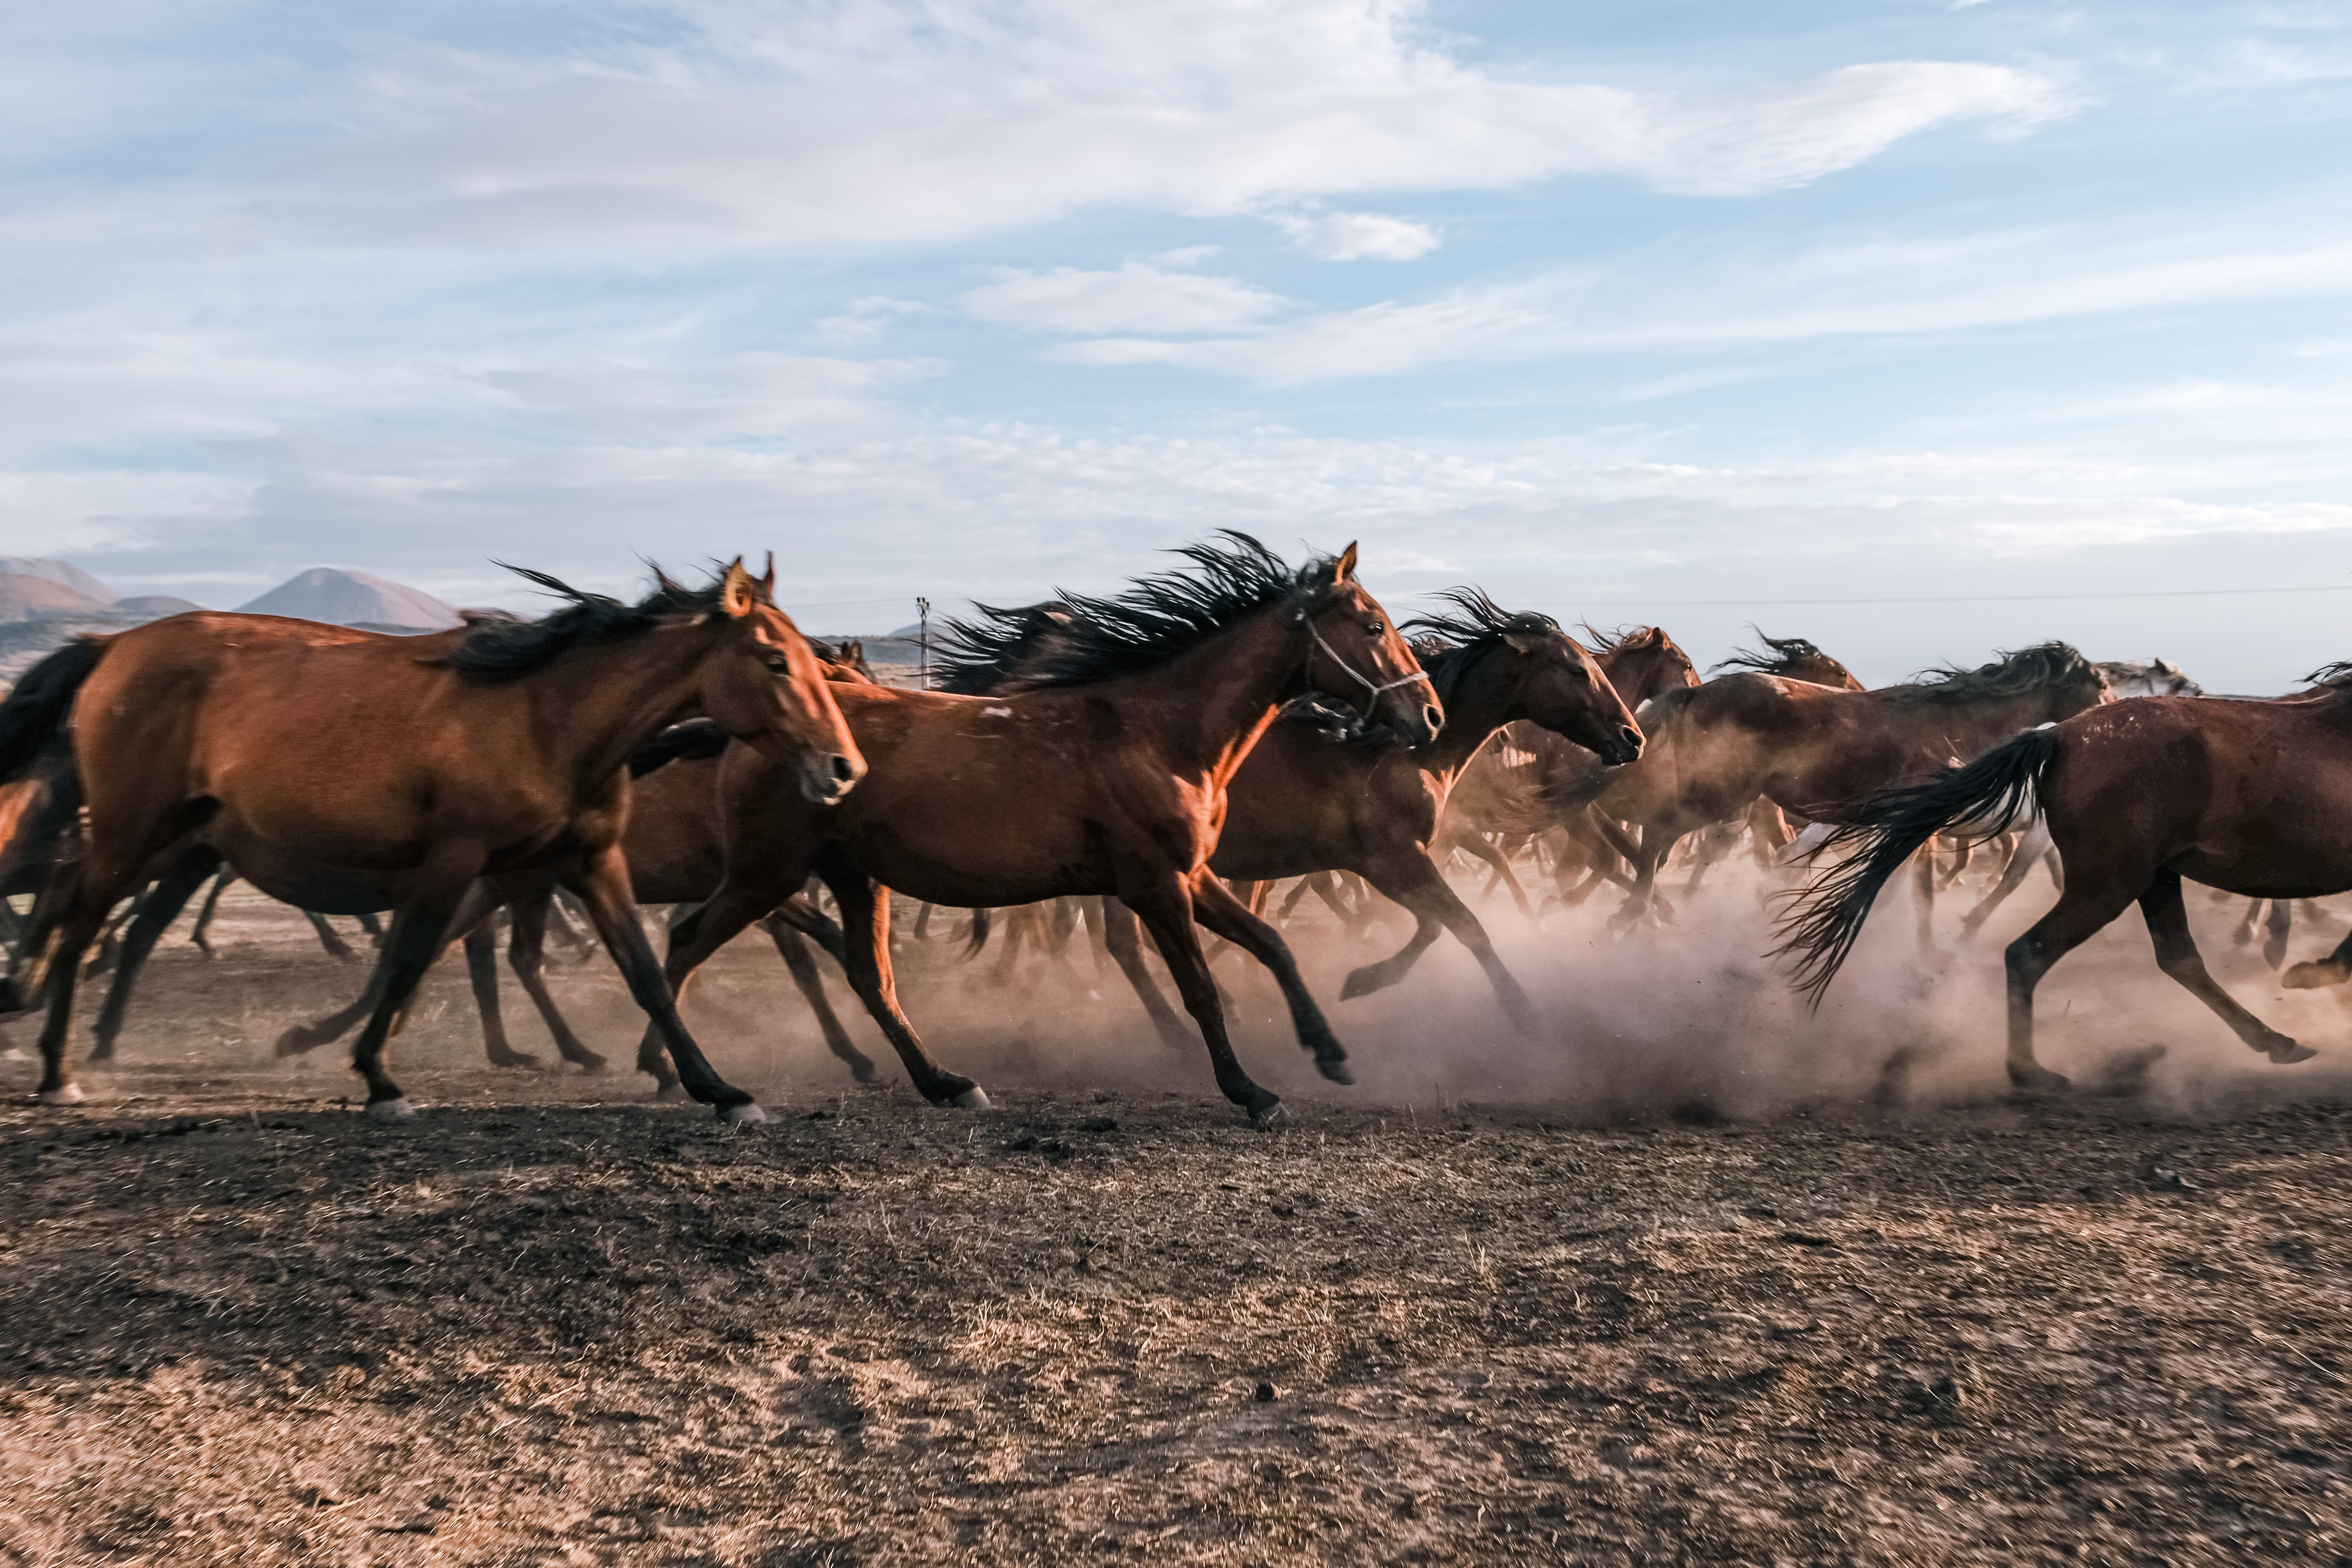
[95,4,2071,253]
[1272,207,1442,261]
[958,262,1290,336]
[814,296,938,343]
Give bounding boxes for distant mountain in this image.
[0,558,117,603]
[236,568,461,630]
[0,573,110,621]
[112,594,203,617]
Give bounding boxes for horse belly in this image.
[837,818,1104,909]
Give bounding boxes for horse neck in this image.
[1602,646,1675,707]
[514,619,732,790]
[1412,647,1514,783]
[1127,606,1310,787]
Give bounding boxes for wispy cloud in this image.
[1270,207,1443,261]
[958,261,1291,336]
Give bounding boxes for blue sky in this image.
[3,1,2349,688]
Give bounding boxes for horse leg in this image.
[356,911,385,949]
[1278,876,1319,922]
[1097,897,1195,1053]
[1343,849,1535,1034]
[1190,873,1350,1082]
[760,912,879,1085]
[1452,835,1534,920]
[2234,896,2263,947]
[808,846,984,1107]
[2264,899,2293,970]
[88,846,222,1064]
[462,916,538,1070]
[2140,869,2312,1065]
[912,901,936,941]
[1961,818,2052,941]
[189,869,234,957]
[559,846,760,1119]
[1613,821,1685,929]
[303,908,358,961]
[1120,875,1284,1125]
[1913,842,1938,950]
[504,885,606,1072]
[1938,835,1975,891]
[2284,923,2352,990]
[343,874,480,1116]
[276,969,388,1056]
[2003,880,2144,1093]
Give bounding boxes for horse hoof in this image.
[37,1084,85,1106]
[2006,1067,2071,1097]
[950,1087,993,1110]
[1248,1100,1288,1130]
[2281,960,2347,990]
[2267,1041,2317,1065]
[720,1101,768,1125]
[1338,969,1382,1001]
[1314,1056,1354,1087]
[274,1029,326,1058]
[365,1096,417,1119]
[571,1053,610,1076]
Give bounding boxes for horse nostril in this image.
[829,754,857,784]
[1422,705,1443,735]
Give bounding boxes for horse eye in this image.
[1367,621,1383,635]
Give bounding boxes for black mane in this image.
[936,533,1339,692]
[933,601,1077,695]
[1714,631,1832,677]
[445,564,736,681]
[1401,588,1562,710]
[1886,642,2100,707]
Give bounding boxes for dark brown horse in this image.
[1596,644,2111,928]
[1088,591,1639,1031]
[650,534,1440,1125]
[0,560,861,1116]
[1780,677,2352,1089]
[1436,626,1701,912]
[1712,632,1865,693]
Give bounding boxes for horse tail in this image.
[628,718,729,778]
[1776,728,2058,1004]
[963,906,993,958]
[0,637,107,786]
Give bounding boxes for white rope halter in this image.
[1306,621,1433,712]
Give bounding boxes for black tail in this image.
[628,718,729,778]
[1776,728,2058,1003]
[0,638,107,786]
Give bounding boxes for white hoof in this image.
[38,1084,85,1106]
[365,1096,417,1119]
[721,1101,768,1124]
[951,1087,993,1110]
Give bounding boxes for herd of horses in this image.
[0,535,2341,1124]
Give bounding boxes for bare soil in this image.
[3,891,2351,1565]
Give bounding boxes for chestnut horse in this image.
[1779,677,2352,1090]
[650,534,1439,1125]
[1085,591,1639,1031]
[1596,644,2110,929]
[0,561,860,1116]
[1436,626,1700,912]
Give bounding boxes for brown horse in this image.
[0,560,861,1116]
[1436,626,1701,911]
[1712,631,1866,693]
[649,534,1440,1125]
[1596,644,2111,929]
[1779,678,2352,1089]
[1087,590,1639,1031]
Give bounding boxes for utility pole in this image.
[916,596,931,689]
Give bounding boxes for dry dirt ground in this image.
[3,888,2352,1565]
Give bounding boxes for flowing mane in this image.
[1884,642,2100,708]
[445,564,746,681]
[933,601,1077,695]
[1583,624,1669,657]
[1401,588,1562,711]
[937,533,1340,692]
[1714,632,1835,678]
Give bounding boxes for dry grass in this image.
[1,900,2349,1564]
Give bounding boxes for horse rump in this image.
[1775,728,2057,1003]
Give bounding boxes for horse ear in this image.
[759,552,777,599]
[1331,542,1359,583]
[719,558,757,619]
[1502,631,1544,655]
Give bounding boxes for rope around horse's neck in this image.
[1305,621,1433,706]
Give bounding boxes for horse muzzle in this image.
[1598,725,1642,767]
[800,750,865,806]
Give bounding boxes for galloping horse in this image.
[1779,675,2351,1089]
[1596,644,2111,929]
[650,534,1439,1125]
[0,560,861,1117]
[1058,591,1638,1032]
